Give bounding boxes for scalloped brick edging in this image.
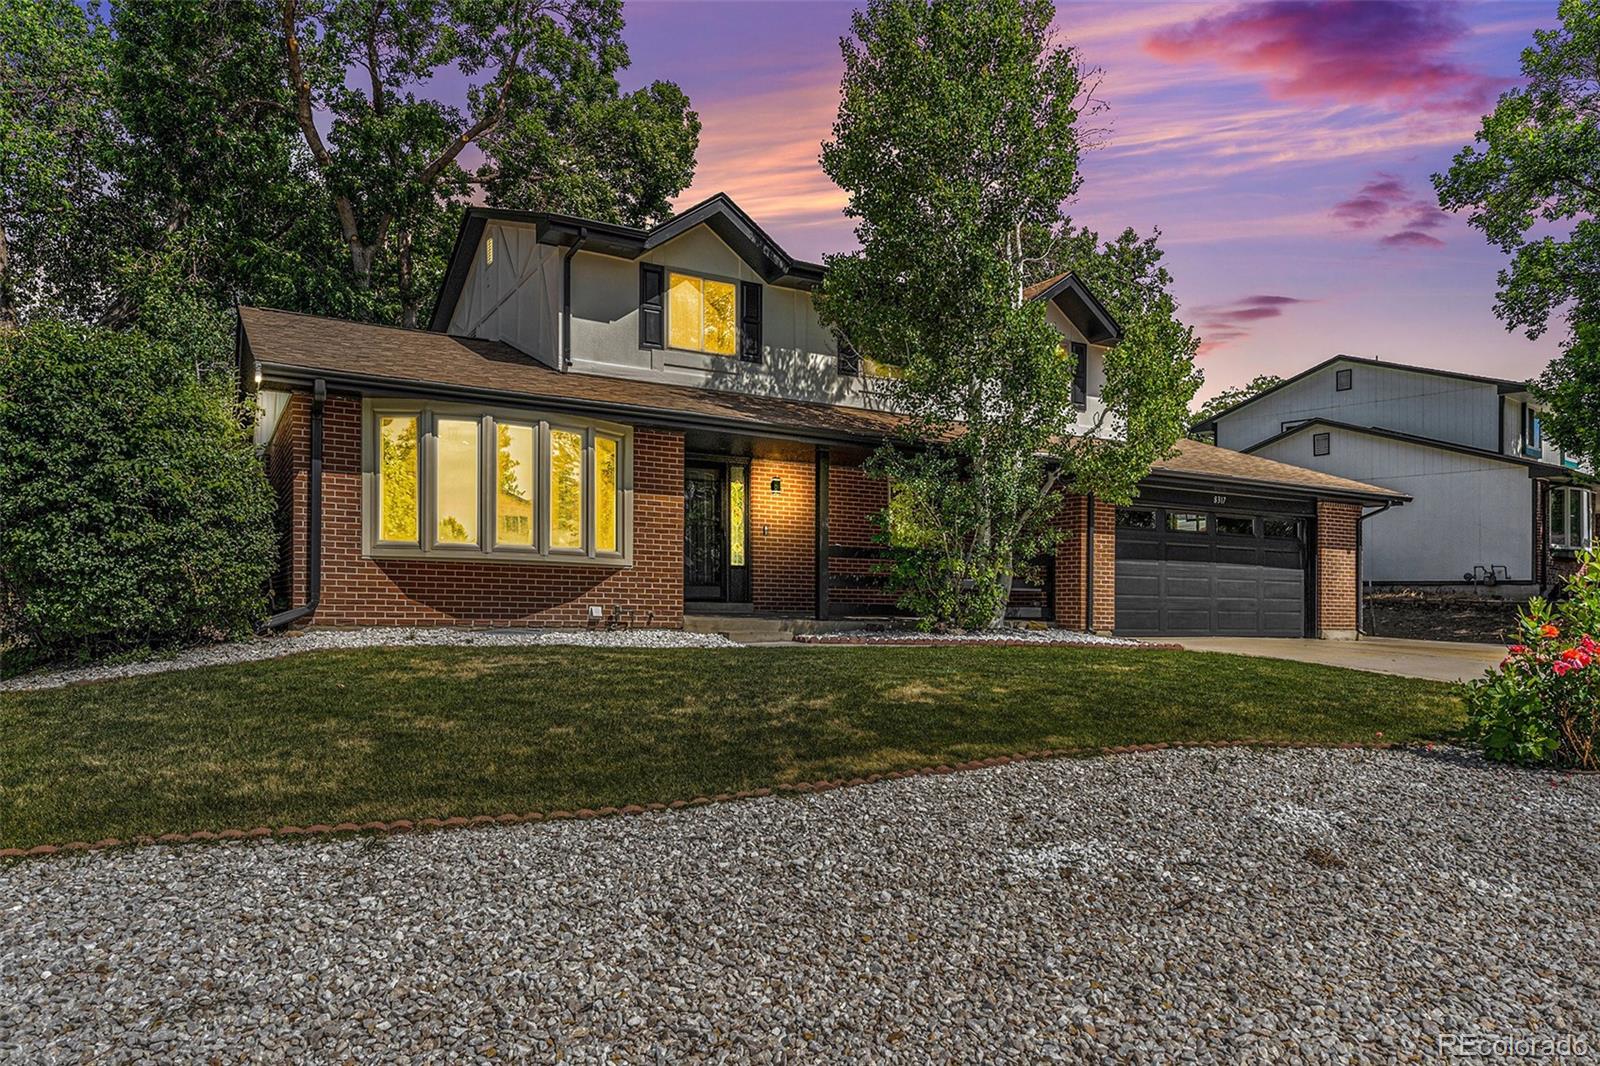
[793,635,1185,650]
[0,739,1409,859]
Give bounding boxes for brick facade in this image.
[267,387,1363,638]
[1315,500,1360,637]
[1051,494,1116,632]
[270,389,686,628]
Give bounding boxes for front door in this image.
[684,465,725,601]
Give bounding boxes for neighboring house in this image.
[242,194,1404,639]
[1193,355,1595,595]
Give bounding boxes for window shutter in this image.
[1070,341,1088,409]
[639,265,664,349]
[837,334,860,376]
[739,282,762,362]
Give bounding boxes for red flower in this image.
[1554,660,1576,677]
[1508,644,1527,655]
[1542,624,1561,639]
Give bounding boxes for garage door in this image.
[1114,505,1306,637]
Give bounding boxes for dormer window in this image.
[1522,403,1542,458]
[667,271,738,356]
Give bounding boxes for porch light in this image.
[770,477,782,494]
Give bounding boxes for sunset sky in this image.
[616,0,1561,401]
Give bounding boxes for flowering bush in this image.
[1465,548,1600,768]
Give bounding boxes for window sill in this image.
[365,548,633,568]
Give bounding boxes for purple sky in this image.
[616,0,1561,400]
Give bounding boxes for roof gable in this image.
[1024,272,1122,345]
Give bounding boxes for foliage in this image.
[280,0,701,325]
[1434,0,1600,467]
[0,322,277,662]
[1190,373,1284,442]
[0,0,117,327]
[1464,550,1600,768]
[818,0,1095,628]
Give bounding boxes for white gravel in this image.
[0,626,739,693]
[4,747,1597,1062]
[801,626,1147,646]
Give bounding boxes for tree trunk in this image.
[0,224,13,331]
[397,227,418,329]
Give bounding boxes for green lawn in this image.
[0,646,1464,849]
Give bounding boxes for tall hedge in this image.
[0,321,276,660]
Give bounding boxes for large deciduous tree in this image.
[277,0,701,325]
[817,0,1197,628]
[1435,0,1600,466]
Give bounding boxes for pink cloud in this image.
[1195,294,1311,351]
[1144,1,1505,114]
[1331,171,1452,249]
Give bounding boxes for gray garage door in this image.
[1114,505,1306,637]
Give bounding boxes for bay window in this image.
[1550,486,1593,550]
[366,402,631,562]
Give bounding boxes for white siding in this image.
[1214,362,1501,453]
[446,221,561,368]
[1253,426,1534,583]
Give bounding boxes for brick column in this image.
[1315,500,1360,639]
[750,445,817,613]
[1052,493,1116,633]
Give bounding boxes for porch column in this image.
[815,446,830,620]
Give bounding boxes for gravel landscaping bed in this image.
[4,747,1596,1062]
[0,626,739,692]
[797,626,1149,647]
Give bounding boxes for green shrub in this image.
[0,320,276,663]
[1464,549,1600,768]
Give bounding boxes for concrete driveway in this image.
[1174,636,1504,683]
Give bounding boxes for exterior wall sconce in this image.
[770,477,782,494]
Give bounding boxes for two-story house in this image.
[242,194,1405,639]
[1193,354,1595,595]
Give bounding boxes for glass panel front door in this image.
[684,466,725,600]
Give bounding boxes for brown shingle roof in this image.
[240,306,906,443]
[240,306,1404,503]
[1149,438,1408,502]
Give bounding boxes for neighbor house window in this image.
[1313,432,1331,456]
[667,271,737,355]
[1335,368,1352,391]
[367,404,630,562]
[1550,487,1593,550]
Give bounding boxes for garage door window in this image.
[1117,508,1156,530]
[1167,512,1208,533]
[1263,517,1302,539]
[1217,515,1255,537]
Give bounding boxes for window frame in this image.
[1523,403,1543,458]
[1335,368,1352,391]
[1312,432,1331,457]
[664,267,742,357]
[1550,486,1593,551]
[362,399,633,566]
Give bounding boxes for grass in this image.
[0,645,1465,849]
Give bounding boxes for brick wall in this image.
[1316,500,1359,636]
[750,448,817,613]
[827,462,897,609]
[273,389,685,628]
[1051,494,1115,632]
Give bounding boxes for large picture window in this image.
[366,403,630,563]
[667,271,737,355]
[1550,486,1593,550]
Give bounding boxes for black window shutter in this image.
[739,282,762,363]
[1070,341,1088,409]
[639,264,664,349]
[837,334,860,376]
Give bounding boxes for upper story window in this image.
[1069,341,1088,410]
[1313,432,1331,456]
[1522,402,1543,458]
[1550,487,1593,550]
[368,401,629,563]
[1335,368,1352,391]
[667,271,737,355]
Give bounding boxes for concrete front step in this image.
[682,613,887,643]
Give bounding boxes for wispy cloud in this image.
[1330,171,1451,249]
[1194,294,1313,352]
[1143,1,1506,114]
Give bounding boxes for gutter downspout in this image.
[1085,494,1096,633]
[264,379,325,630]
[561,227,588,370]
[1356,499,1393,637]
